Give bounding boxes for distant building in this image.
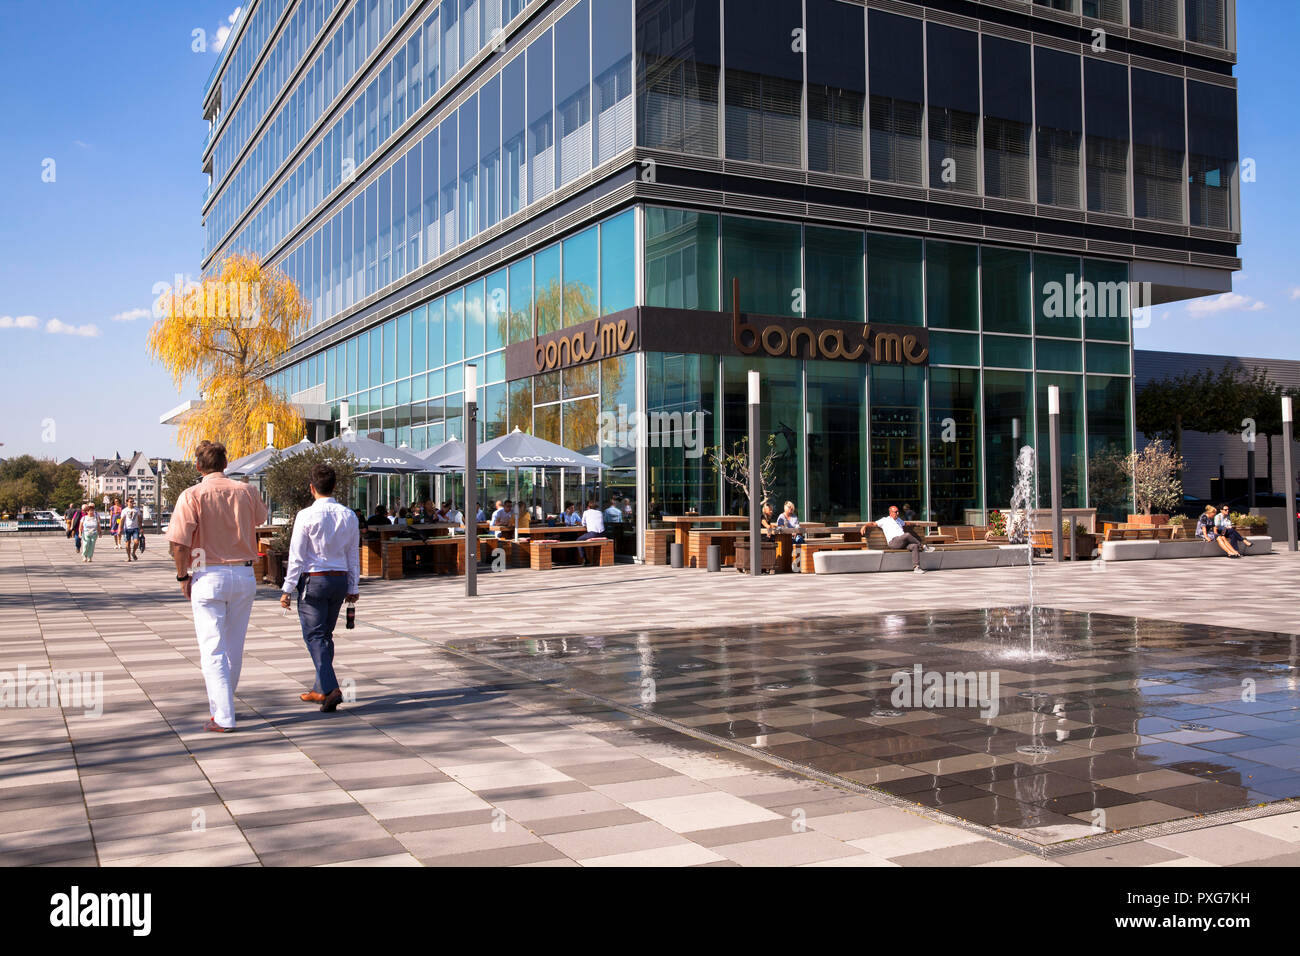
[65,453,172,504]
[1135,350,1300,500]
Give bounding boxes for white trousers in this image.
[190,565,257,728]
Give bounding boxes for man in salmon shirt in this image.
[167,441,268,732]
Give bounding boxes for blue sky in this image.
[0,0,1296,461]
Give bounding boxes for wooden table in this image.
[686,528,751,568]
[661,515,751,547]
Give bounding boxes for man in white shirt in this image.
[120,496,143,562]
[279,463,360,713]
[578,500,606,540]
[868,505,930,573]
[442,500,464,529]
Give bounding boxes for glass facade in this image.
[203,1,1241,557]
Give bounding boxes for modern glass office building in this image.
[202,0,1241,557]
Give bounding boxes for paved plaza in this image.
[2,534,1300,867]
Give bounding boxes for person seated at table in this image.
[603,497,624,524]
[1197,505,1241,557]
[490,500,515,537]
[419,500,439,523]
[354,510,368,546]
[760,503,777,539]
[442,501,464,529]
[901,503,916,522]
[475,505,487,522]
[562,502,581,526]
[529,499,545,522]
[866,505,932,573]
[621,497,635,521]
[776,501,804,544]
[567,500,605,566]
[366,505,391,527]
[396,506,412,526]
[1215,505,1252,551]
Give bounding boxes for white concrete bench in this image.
[1100,535,1272,562]
[813,546,1029,574]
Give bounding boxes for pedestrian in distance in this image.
[79,504,100,562]
[121,496,143,562]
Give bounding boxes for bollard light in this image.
[749,369,761,406]
[1048,386,1060,416]
[266,422,275,447]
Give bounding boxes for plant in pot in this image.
[1231,511,1268,537]
[985,509,1007,541]
[1122,440,1183,527]
[262,446,359,588]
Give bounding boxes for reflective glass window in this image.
[644,207,719,311]
[926,25,979,193]
[982,37,1032,201]
[868,11,923,185]
[555,0,592,186]
[724,0,804,168]
[636,0,720,155]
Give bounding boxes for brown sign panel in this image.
[504,306,928,381]
[639,307,928,366]
[504,308,640,380]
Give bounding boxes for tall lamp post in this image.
[465,364,479,598]
[748,370,761,577]
[1048,386,1062,563]
[1284,395,1297,553]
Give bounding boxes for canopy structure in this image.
[438,428,605,472]
[225,445,280,477]
[231,437,315,477]
[436,428,606,527]
[415,437,461,472]
[319,435,431,474]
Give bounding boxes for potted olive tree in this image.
[1123,441,1183,527]
[262,446,358,587]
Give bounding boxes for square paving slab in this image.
[448,608,1300,845]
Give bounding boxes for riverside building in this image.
[201,0,1241,557]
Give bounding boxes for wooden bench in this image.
[361,534,384,577]
[383,538,464,579]
[686,529,747,568]
[644,528,676,565]
[529,538,613,570]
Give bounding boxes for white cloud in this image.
[111,307,151,323]
[212,7,242,52]
[1187,292,1268,316]
[1289,287,1300,301]
[0,315,40,329]
[45,319,100,338]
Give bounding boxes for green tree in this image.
[262,446,359,550]
[162,461,201,509]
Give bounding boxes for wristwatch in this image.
[176,573,191,582]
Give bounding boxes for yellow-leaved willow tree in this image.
[148,253,307,460]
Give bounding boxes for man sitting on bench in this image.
[573,499,606,567]
[866,505,932,574]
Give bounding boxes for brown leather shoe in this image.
[319,688,344,712]
[300,691,326,703]
[204,718,234,733]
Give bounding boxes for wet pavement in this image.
[450,609,1300,845]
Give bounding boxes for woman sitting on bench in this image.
[1196,505,1241,558]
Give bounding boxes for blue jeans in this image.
[297,574,347,694]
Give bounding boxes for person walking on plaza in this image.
[279,463,358,713]
[79,504,100,562]
[66,502,82,552]
[121,496,142,562]
[167,441,268,732]
[868,504,931,573]
[110,498,123,549]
